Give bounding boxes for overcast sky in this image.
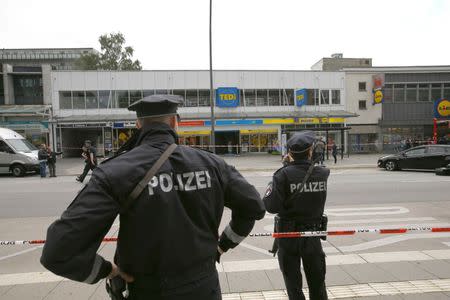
[1,0,449,70]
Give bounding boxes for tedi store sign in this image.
[216,87,239,107]
[434,98,450,119]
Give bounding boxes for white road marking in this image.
[443,242,450,247]
[326,206,409,216]
[0,246,43,262]
[400,179,450,183]
[3,250,450,286]
[239,242,274,257]
[338,232,450,252]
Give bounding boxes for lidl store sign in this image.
[434,98,450,119]
[216,87,239,107]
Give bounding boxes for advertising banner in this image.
[295,89,307,107]
[216,87,239,107]
[372,74,385,105]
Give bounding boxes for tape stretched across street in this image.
[2,227,450,246]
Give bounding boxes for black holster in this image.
[320,214,328,241]
[106,277,128,300]
[268,215,280,256]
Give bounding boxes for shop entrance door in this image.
[215,131,239,154]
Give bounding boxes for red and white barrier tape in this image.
[2,227,450,246]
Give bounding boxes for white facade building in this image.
[50,70,356,156]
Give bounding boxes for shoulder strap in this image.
[284,159,319,209]
[122,143,177,212]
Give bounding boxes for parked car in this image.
[435,163,450,176]
[0,128,40,177]
[377,145,450,171]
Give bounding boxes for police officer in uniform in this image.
[263,131,329,300]
[41,94,265,299]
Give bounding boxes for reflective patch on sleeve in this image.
[265,182,273,197]
[224,224,246,244]
[83,255,102,284]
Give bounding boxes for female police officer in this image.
[263,131,329,300]
[41,94,265,299]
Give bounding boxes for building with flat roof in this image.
[0,48,96,145]
[50,70,356,156]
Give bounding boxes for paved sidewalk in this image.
[53,153,380,176]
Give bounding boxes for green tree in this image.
[76,32,142,70]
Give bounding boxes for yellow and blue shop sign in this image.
[434,98,450,119]
[295,89,307,107]
[216,87,240,107]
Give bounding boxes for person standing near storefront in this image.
[38,144,49,178]
[332,143,338,164]
[263,131,329,300]
[47,146,62,177]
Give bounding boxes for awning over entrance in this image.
[0,105,51,117]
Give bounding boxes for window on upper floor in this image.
[244,89,256,106]
[358,100,367,110]
[431,83,442,101]
[358,82,366,91]
[268,89,281,106]
[331,90,341,105]
[320,90,330,105]
[198,90,211,107]
[306,89,319,106]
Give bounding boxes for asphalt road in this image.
[1,168,450,299]
[1,168,448,218]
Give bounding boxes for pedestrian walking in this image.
[46,146,62,177]
[332,143,338,164]
[263,131,330,300]
[76,141,97,183]
[38,144,49,178]
[41,94,265,299]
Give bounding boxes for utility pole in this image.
[209,0,216,153]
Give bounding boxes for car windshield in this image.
[6,139,37,153]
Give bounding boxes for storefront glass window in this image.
[129,90,142,105]
[185,90,198,107]
[443,83,450,99]
[418,84,429,102]
[331,90,341,105]
[431,83,442,101]
[268,89,281,106]
[249,134,259,152]
[72,91,86,109]
[143,90,155,97]
[99,90,112,108]
[383,84,393,102]
[173,89,185,107]
[155,89,167,95]
[198,90,211,107]
[306,89,318,106]
[59,91,72,109]
[115,90,129,108]
[320,90,330,105]
[244,89,256,106]
[406,84,417,102]
[256,89,268,106]
[284,89,294,106]
[393,84,405,102]
[85,91,98,109]
[13,75,44,104]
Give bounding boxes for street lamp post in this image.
[209,0,216,153]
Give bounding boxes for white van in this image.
[0,128,40,177]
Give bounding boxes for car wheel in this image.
[11,165,25,177]
[385,161,397,171]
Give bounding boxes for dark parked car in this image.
[378,145,450,171]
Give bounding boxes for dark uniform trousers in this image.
[278,237,327,300]
[128,261,221,300]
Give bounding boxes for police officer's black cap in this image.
[128,94,183,118]
[287,131,316,153]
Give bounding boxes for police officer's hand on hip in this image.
[263,131,330,300]
[40,94,265,300]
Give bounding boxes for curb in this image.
[55,165,377,177]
